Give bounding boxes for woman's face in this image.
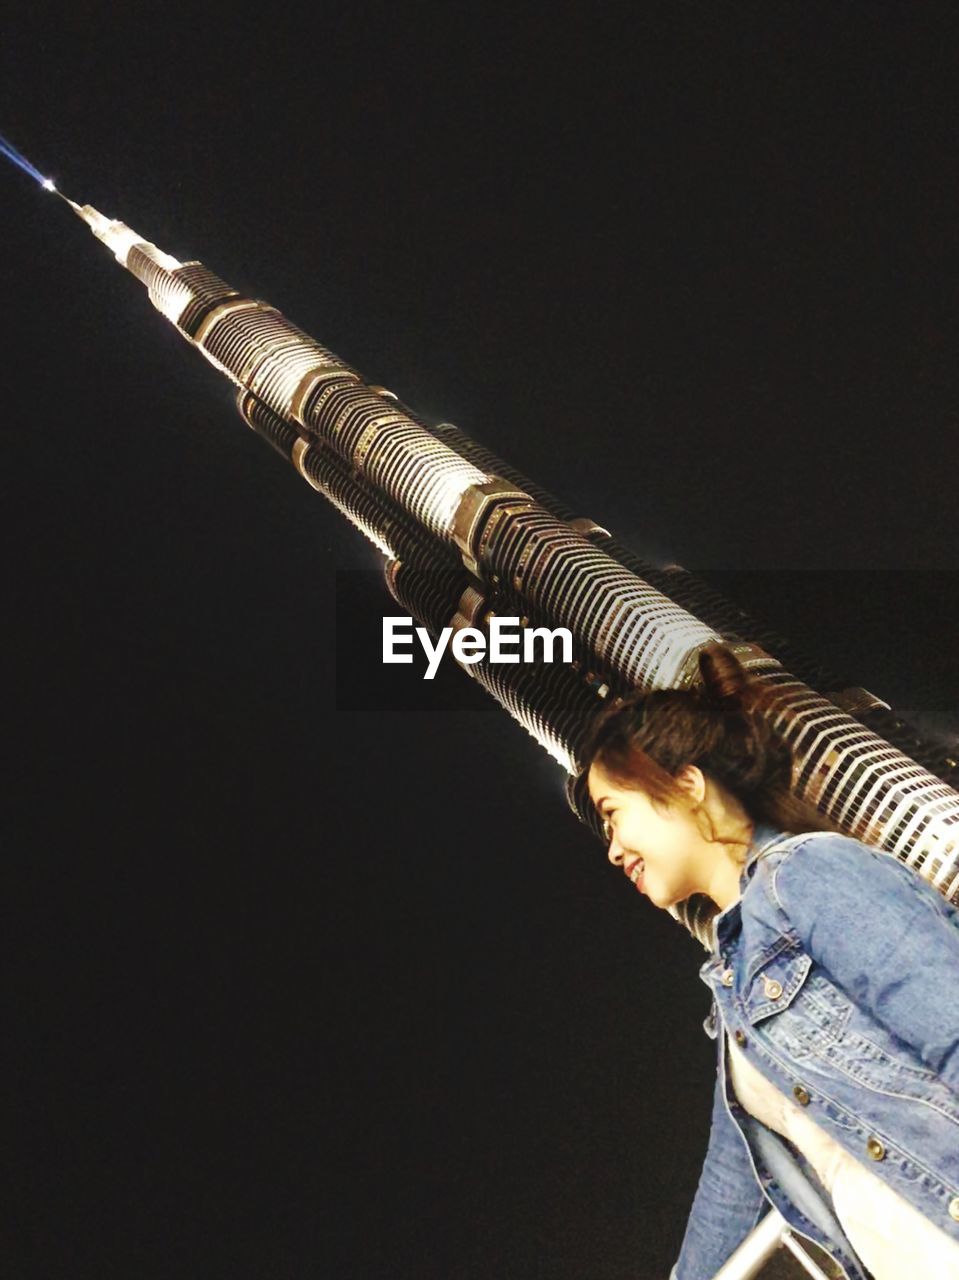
[587,761,706,909]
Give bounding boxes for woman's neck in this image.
[686,777,756,911]
[707,855,748,912]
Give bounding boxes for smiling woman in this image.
[578,645,959,1280]
[589,763,756,912]
[583,645,837,915]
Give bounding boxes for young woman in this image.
[580,644,959,1280]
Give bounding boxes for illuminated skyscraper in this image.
[63,195,959,933]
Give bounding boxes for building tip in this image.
[54,188,89,216]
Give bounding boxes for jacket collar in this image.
[743,819,791,878]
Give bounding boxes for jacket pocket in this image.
[742,950,851,1059]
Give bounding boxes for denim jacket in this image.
[671,821,959,1280]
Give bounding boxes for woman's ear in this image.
[673,764,707,806]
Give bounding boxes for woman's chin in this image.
[645,885,670,909]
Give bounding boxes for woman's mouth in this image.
[625,857,645,893]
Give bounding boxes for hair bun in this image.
[697,643,793,792]
[698,643,755,712]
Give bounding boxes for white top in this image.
[725,1031,959,1279]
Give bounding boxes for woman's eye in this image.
[602,817,613,842]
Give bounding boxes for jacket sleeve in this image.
[771,833,959,1096]
[671,1061,768,1279]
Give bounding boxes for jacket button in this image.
[949,1196,959,1222]
[721,968,734,987]
[793,1084,810,1106]
[762,976,783,1000]
[866,1136,886,1161]
[734,1029,747,1047]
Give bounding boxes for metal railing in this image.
[712,1210,835,1279]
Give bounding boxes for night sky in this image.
[4,5,959,1278]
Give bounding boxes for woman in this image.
[580,643,959,1280]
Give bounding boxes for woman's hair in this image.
[578,642,841,843]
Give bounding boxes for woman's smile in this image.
[624,856,645,893]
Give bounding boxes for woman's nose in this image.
[606,833,624,866]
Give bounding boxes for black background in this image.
[3,4,958,1277]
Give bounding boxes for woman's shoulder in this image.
[746,827,866,888]
[757,826,897,874]
[760,827,958,923]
